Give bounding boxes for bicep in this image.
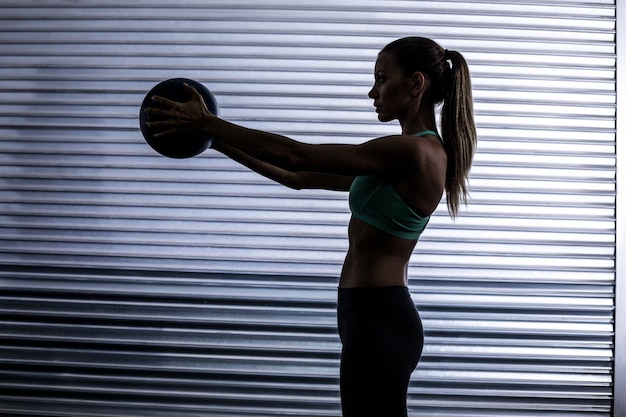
[294,136,419,177]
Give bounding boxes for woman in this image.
[146,36,476,417]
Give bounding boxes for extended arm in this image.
[147,83,423,177]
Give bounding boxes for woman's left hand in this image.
[144,83,215,138]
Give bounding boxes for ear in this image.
[410,72,427,96]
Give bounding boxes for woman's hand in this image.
[144,83,216,138]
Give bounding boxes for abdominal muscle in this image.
[339,217,418,288]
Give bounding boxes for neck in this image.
[400,104,437,136]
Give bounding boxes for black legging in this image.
[337,286,424,417]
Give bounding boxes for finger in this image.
[183,83,211,113]
[182,82,205,101]
[145,119,177,128]
[151,94,180,108]
[182,82,198,95]
[153,127,182,138]
[144,106,177,118]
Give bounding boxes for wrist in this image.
[201,111,218,137]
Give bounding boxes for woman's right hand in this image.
[144,83,217,139]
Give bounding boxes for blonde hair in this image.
[381,37,477,218]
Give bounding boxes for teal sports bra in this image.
[348,130,438,240]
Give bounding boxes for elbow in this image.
[281,143,311,172]
[281,173,304,190]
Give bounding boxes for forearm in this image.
[205,116,308,172]
[212,141,300,189]
[213,141,353,191]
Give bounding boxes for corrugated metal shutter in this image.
[0,1,617,416]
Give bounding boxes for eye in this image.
[376,77,385,84]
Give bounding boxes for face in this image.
[368,52,414,123]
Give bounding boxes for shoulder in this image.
[383,134,446,170]
[363,134,437,155]
[374,133,442,149]
[361,133,446,172]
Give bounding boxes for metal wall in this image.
[0,1,618,416]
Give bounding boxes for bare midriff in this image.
[339,217,418,288]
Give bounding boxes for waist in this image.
[338,286,411,306]
[339,218,414,288]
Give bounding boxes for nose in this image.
[368,85,377,99]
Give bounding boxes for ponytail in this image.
[440,50,476,218]
[381,38,477,218]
